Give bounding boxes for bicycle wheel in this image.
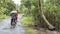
[11,19,16,29]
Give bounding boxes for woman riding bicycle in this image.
[10,9,18,28]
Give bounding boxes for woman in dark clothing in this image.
[10,10,18,28]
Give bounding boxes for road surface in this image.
[0,14,26,34]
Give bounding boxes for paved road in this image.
[0,14,26,34]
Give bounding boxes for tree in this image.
[0,0,16,15]
[39,0,55,29]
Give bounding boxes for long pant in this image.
[11,18,16,25]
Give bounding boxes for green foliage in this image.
[0,15,9,21]
[0,0,16,21]
[21,0,60,30]
[22,16,35,26]
[20,0,39,16]
[0,0,16,15]
[44,0,60,30]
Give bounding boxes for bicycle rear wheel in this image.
[11,19,16,29]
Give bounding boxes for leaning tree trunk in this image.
[39,0,55,29]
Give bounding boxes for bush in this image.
[0,15,9,21]
[22,16,35,26]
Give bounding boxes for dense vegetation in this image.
[0,0,60,31]
[21,0,60,30]
[0,0,60,34]
[0,0,16,21]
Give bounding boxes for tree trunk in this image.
[39,0,55,29]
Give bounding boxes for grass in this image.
[26,28,36,34]
[22,16,35,26]
[22,16,37,34]
[0,15,9,21]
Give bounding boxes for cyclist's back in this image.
[10,9,18,28]
[10,10,17,28]
[10,13,16,19]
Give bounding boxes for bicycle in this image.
[10,18,17,29]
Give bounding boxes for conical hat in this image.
[11,11,17,13]
[11,11,15,13]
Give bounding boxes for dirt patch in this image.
[34,28,60,34]
[28,26,60,34]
